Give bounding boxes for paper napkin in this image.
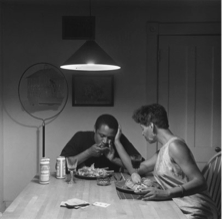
[60,198,89,209]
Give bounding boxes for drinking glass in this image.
[97,174,111,186]
[66,157,78,184]
[130,154,142,172]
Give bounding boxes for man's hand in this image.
[88,144,107,157]
[137,188,170,201]
[115,125,122,143]
[131,172,141,184]
[104,144,115,161]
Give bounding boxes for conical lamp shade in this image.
[60,40,121,71]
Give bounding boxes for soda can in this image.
[56,156,66,179]
[39,158,50,184]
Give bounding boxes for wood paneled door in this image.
[146,22,221,169]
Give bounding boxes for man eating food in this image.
[60,114,143,175]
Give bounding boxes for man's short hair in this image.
[95,114,118,131]
[132,104,169,129]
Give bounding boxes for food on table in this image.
[125,177,162,192]
[77,163,113,177]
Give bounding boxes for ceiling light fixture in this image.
[60,0,120,71]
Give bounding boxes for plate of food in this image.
[115,177,162,194]
[75,164,113,180]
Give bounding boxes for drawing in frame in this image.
[72,74,114,106]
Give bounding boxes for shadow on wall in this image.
[3,103,58,173]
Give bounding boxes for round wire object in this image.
[18,63,68,157]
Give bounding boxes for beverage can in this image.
[56,156,66,179]
[39,157,50,184]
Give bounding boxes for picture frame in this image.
[72,75,114,106]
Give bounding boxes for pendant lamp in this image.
[60,40,120,71]
[60,1,120,71]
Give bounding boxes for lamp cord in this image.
[89,0,94,40]
[89,0,91,17]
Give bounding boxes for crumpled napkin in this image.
[60,198,90,209]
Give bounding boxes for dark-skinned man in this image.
[60,114,143,183]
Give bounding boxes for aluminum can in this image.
[39,158,50,184]
[56,156,66,179]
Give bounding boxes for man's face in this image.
[94,124,116,147]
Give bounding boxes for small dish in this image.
[97,175,111,186]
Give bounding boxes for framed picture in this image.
[72,75,114,106]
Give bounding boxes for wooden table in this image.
[1,173,186,219]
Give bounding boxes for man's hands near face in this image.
[104,144,115,161]
[89,143,112,157]
[88,141,116,162]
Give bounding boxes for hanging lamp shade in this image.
[60,40,121,71]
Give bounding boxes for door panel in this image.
[158,36,221,166]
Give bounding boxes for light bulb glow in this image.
[60,64,121,71]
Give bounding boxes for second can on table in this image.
[56,156,66,179]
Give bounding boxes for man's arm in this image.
[67,143,111,166]
[67,148,93,166]
[107,152,124,167]
[111,158,124,168]
[61,132,105,166]
[114,139,136,174]
[109,126,158,183]
[110,126,138,175]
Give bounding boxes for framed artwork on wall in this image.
[72,74,114,106]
